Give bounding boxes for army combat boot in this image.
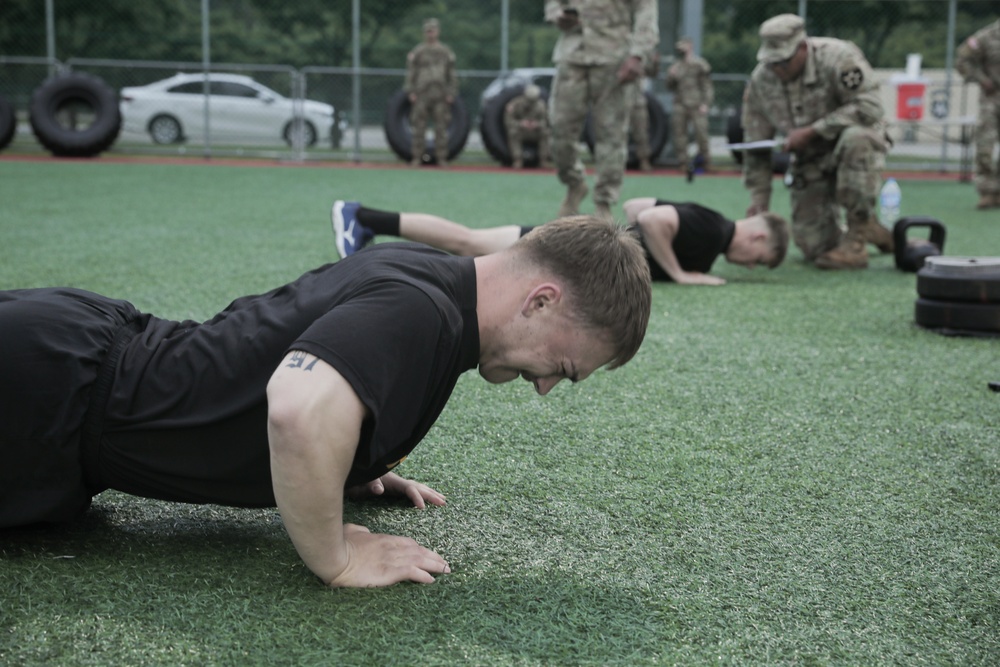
[558,181,589,217]
[814,229,869,270]
[862,214,894,254]
[977,192,1000,209]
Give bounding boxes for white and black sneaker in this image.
[332,200,374,259]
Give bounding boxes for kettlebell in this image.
[893,216,946,272]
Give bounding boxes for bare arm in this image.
[637,206,726,286]
[267,350,449,587]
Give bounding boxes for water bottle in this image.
[879,177,901,227]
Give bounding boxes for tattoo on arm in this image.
[286,350,319,371]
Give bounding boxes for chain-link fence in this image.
[0,0,995,170]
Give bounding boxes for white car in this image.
[120,73,336,147]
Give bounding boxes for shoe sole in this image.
[332,200,347,258]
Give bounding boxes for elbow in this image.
[266,378,311,455]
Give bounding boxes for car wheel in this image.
[383,89,470,164]
[283,120,317,147]
[148,114,184,144]
[0,93,16,152]
[29,71,122,157]
[581,91,669,169]
[479,84,550,167]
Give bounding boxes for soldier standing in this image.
[665,38,713,173]
[742,14,893,270]
[545,0,659,220]
[405,18,458,167]
[504,84,552,169]
[956,19,1000,210]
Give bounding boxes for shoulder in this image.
[813,37,869,67]
[748,63,776,89]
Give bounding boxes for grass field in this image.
[1,157,998,666]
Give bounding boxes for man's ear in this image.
[520,282,562,317]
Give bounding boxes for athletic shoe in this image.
[332,200,373,258]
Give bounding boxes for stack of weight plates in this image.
[915,256,1000,336]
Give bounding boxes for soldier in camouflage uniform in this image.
[665,38,713,173]
[545,0,659,220]
[504,84,552,169]
[956,19,1000,210]
[742,14,893,270]
[405,18,458,167]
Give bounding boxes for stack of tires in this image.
[28,72,122,157]
[915,256,1000,336]
[0,93,16,152]
[1,72,121,157]
[479,84,548,167]
[383,89,470,165]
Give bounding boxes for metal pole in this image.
[201,0,212,158]
[681,0,704,54]
[798,0,807,23]
[352,0,361,162]
[501,0,509,72]
[941,0,957,171]
[45,0,56,75]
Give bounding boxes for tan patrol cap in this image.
[757,14,806,63]
[423,18,439,31]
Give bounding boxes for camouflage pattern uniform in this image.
[504,86,552,168]
[665,40,713,170]
[628,78,652,170]
[956,19,1000,209]
[743,14,890,266]
[545,0,659,216]
[405,19,458,165]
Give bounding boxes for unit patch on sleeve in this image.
[840,67,864,90]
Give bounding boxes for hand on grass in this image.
[328,524,450,587]
[346,471,447,509]
[676,272,726,286]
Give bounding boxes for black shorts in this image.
[0,288,141,527]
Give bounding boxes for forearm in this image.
[269,417,351,584]
[812,94,884,140]
[636,211,684,281]
[267,353,366,585]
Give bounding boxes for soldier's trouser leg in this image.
[410,99,429,161]
[629,85,650,161]
[693,112,710,164]
[974,94,999,196]
[789,170,842,261]
[550,63,591,190]
[589,63,629,206]
[833,126,885,222]
[506,123,523,164]
[537,128,551,164]
[672,107,691,167]
[432,97,451,163]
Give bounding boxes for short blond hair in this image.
[758,211,789,268]
[512,216,651,369]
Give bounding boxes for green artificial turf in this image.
[1,158,998,666]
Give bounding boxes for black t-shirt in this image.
[100,244,479,506]
[634,201,736,281]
